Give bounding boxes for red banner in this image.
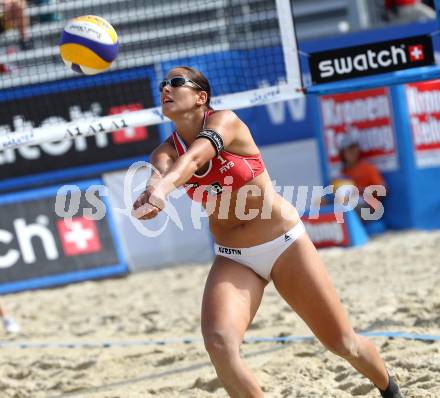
[320,88,398,178]
[406,79,440,168]
[302,213,349,248]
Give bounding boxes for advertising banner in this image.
[0,180,126,293]
[309,35,434,84]
[0,67,161,191]
[302,212,350,248]
[302,205,370,248]
[405,79,440,168]
[320,88,398,178]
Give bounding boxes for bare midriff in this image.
[205,170,300,247]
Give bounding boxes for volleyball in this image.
[59,15,118,75]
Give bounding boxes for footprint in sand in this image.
[70,359,97,371]
[191,377,223,392]
[155,354,184,366]
[351,383,374,396]
[334,371,351,382]
[338,381,356,391]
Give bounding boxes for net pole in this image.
[275,0,303,89]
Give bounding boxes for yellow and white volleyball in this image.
[59,15,118,75]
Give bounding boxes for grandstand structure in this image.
[0,0,369,90]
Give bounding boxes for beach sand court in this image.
[0,230,439,398]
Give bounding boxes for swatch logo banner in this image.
[309,35,434,84]
[0,73,160,187]
[0,192,120,284]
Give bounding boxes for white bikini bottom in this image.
[214,221,306,281]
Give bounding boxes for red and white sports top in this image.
[171,111,265,203]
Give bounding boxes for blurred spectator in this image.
[0,301,20,334]
[0,0,33,50]
[384,0,436,23]
[0,45,17,74]
[29,0,60,23]
[333,134,386,222]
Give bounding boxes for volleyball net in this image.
[0,0,303,150]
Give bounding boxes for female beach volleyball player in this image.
[132,66,403,398]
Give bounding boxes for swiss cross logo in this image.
[56,217,102,256]
[408,45,425,62]
[109,103,148,144]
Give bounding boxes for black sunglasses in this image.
[159,77,203,92]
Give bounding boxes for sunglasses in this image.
[159,77,203,92]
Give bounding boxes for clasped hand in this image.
[131,187,166,220]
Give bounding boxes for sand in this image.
[0,229,439,398]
